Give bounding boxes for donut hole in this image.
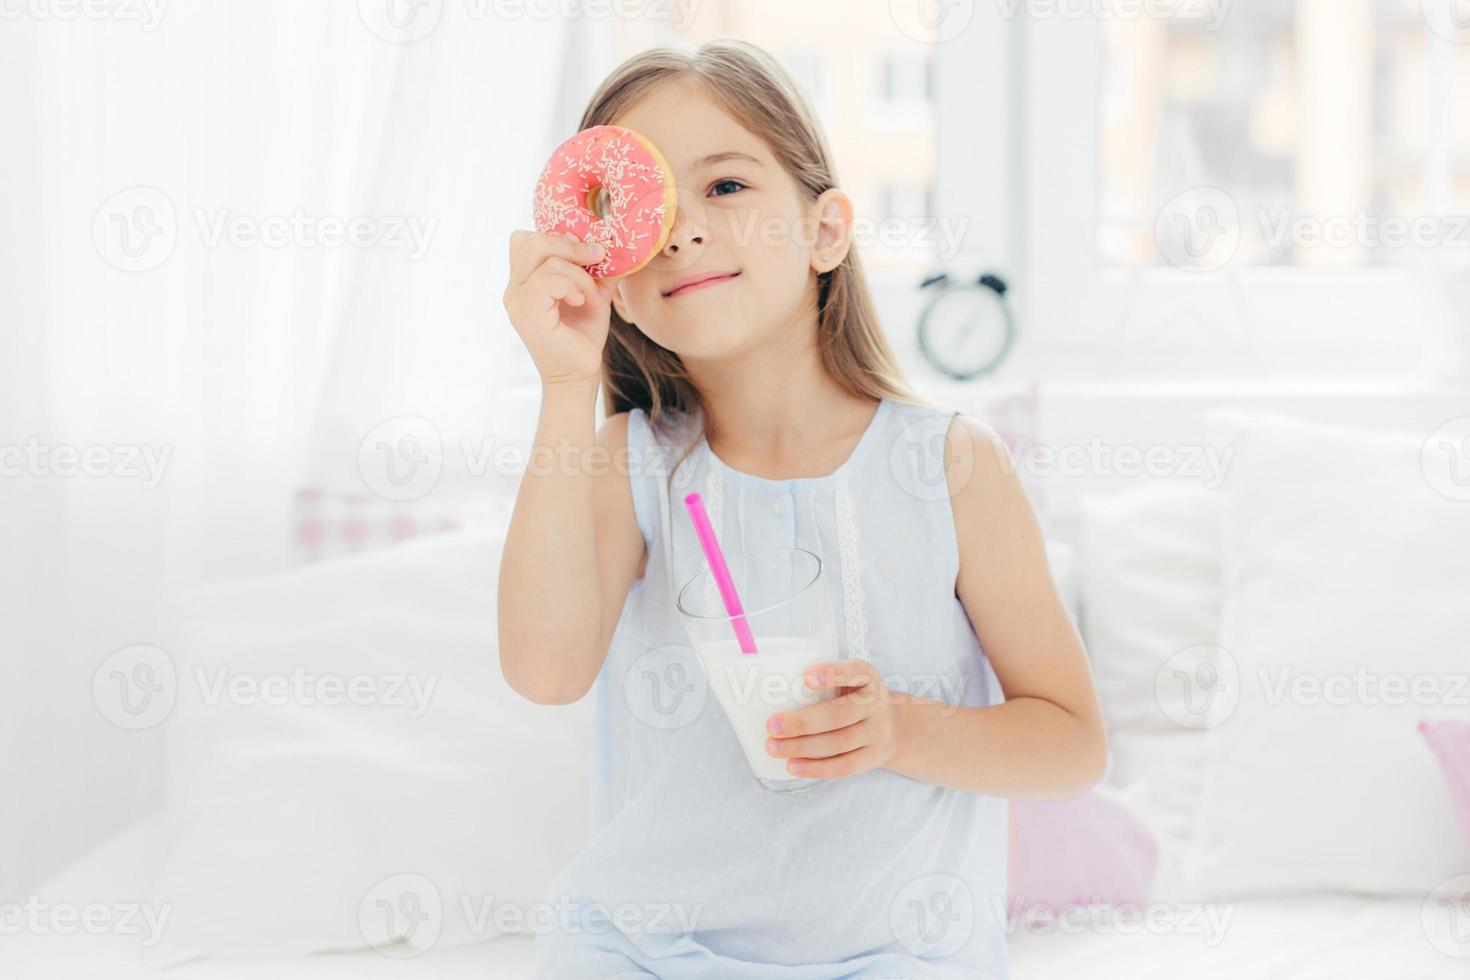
[585,185,614,223]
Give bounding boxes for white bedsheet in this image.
[5,814,1460,979]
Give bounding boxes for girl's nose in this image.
[662,226,704,257]
[662,200,707,258]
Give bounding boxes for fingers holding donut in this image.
[503,230,616,387]
[508,229,606,290]
[529,255,596,308]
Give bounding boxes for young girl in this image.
[500,40,1105,979]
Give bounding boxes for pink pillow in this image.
[1007,786,1158,920]
[1419,719,1470,841]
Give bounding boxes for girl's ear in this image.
[809,189,855,274]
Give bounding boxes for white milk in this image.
[696,635,837,783]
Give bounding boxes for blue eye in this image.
[710,179,746,197]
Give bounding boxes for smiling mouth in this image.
[664,272,740,298]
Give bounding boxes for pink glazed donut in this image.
[532,125,679,279]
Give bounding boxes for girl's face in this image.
[608,79,851,361]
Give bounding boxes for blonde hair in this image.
[579,39,935,489]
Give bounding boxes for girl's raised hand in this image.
[502,229,615,387]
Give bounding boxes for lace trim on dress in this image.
[834,466,870,663]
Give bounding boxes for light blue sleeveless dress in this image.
[534,395,1010,979]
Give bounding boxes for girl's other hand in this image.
[502,229,615,387]
[763,659,902,781]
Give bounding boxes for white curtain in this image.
[0,1,610,898]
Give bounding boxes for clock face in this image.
[921,285,1013,379]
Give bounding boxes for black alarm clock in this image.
[916,271,1016,380]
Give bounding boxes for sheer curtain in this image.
[0,1,607,898]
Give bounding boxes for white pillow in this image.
[1186,409,1470,898]
[1075,484,1223,902]
[146,526,594,965]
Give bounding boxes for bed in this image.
[4,809,1456,978]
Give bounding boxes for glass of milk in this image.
[676,547,839,793]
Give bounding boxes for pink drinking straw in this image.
[683,492,759,655]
